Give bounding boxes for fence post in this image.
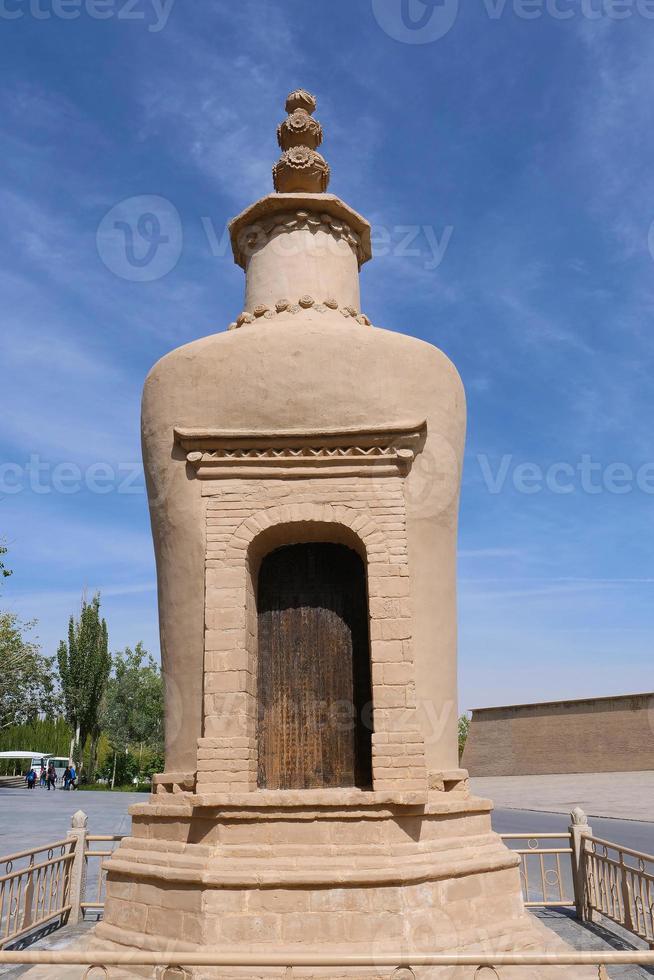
[569,806,592,922]
[66,810,88,924]
[619,849,636,933]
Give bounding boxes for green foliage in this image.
[97,744,163,789]
[72,730,111,781]
[0,613,55,730]
[57,594,111,759]
[0,716,71,775]
[99,749,140,785]
[101,642,164,755]
[77,782,151,793]
[140,747,164,779]
[0,715,72,754]
[458,713,470,760]
[90,731,112,775]
[0,543,11,582]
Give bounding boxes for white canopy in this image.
[0,751,50,760]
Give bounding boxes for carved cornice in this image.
[229,193,372,269]
[174,421,426,481]
[234,206,364,267]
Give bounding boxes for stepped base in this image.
[85,788,595,978]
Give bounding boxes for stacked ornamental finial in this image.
[273,89,330,194]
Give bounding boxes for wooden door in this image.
[257,543,372,790]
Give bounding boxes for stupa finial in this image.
[273,89,330,194]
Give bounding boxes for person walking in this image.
[25,768,37,790]
[39,765,47,788]
[63,766,71,790]
[69,764,77,790]
[46,763,56,791]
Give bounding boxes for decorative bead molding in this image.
[234,207,365,268]
[228,294,372,331]
[174,421,427,481]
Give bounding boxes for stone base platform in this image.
[85,787,595,979]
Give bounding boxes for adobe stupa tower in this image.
[97,90,585,978]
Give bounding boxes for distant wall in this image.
[461,693,654,776]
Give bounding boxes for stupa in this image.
[96,90,587,978]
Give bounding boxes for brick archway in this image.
[199,486,427,795]
[224,503,390,564]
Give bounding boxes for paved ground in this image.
[0,788,144,856]
[471,772,654,822]
[533,909,654,979]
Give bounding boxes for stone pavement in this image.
[534,909,654,979]
[0,787,144,856]
[471,771,654,822]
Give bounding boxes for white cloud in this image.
[137,4,303,204]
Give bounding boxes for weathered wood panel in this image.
[257,543,372,789]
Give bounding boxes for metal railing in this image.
[81,835,124,915]
[0,838,75,948]
[501,833,574,908]
[584,834,654,946]
[0,947,654,977]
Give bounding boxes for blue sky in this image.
[1,0,653,711]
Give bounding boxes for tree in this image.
[98,749,140,787]
[0,717,71,775]
[458,713,470,760]
[0,613,55,730]
[103,643,164,752]
[57,594,111,769]
[101,643,164,787]
[0,544,11,583]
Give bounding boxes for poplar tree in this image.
[57,594,111,768]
